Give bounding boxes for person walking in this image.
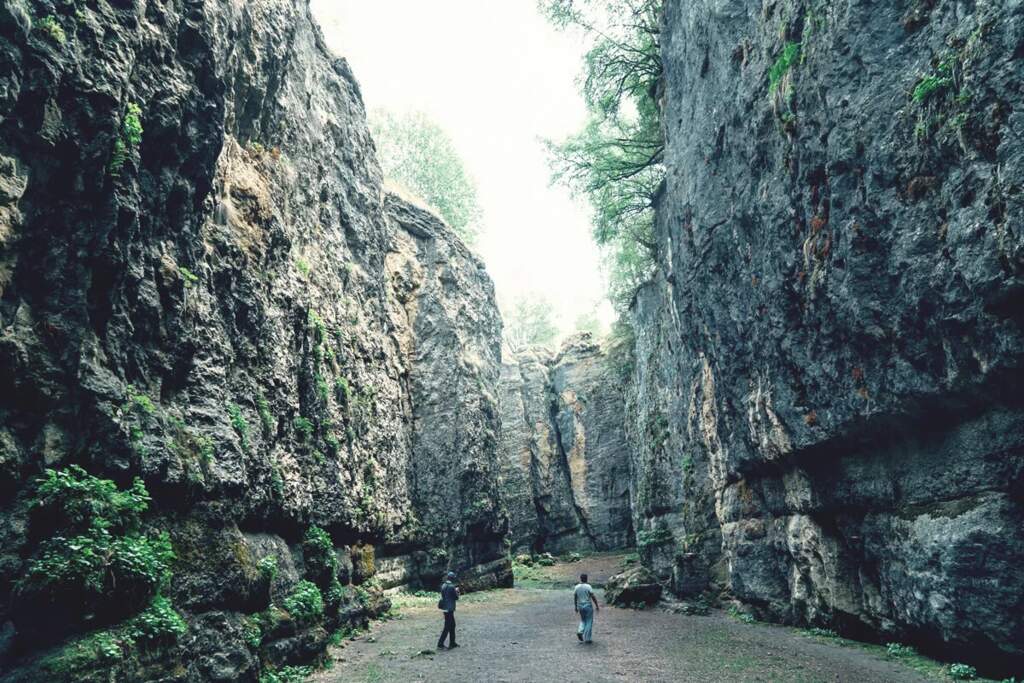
[437,571,460,650]
[573,573,600,644]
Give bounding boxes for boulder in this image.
[605,566,662,606]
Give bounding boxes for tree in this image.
[541,0,664,310]
[369,109,483,244]
[574,309,604,338]
[502,294,560,351]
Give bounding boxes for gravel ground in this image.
[315,555,940,683]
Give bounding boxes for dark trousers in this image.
[438,610,456,646]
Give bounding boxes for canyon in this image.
[0,0,1021,680]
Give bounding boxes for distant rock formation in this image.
[497,335,633,554]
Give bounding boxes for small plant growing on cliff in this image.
[912,61,953,103]
[109,103,144,177]
[769,41,801,93]
[281,580,324,624]
[179,266,199,287]
[294,258,311,277]
[128,595,187,644]
[35,15,66,44]
[293,416,314,441]
[948,663,977,680]
[256,395,274,434]
[258,555,279,582]
[227,403,250,453]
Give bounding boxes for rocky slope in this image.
[0,1,507,680]
[498,335,633,554]
[629,0,1024,675]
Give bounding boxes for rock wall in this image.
[0,1,507,679]
[498,335,633,554]
[631,0,1024,674]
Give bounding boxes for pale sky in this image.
[310,0,613,338]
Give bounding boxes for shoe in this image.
[577,633,583,641]
[436,644,446,650]
[448,643,460,649]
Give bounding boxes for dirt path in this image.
[315,555,942,683]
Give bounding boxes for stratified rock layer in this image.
[498,335,633,554]
[0,1,507,679]
[630,0,1024,674]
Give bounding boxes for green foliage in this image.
[125,385,156,416]
[281,580,324,625]
[179,266,199,287]
[542,0,663,310]
[501,293,559,350]
[227,403,250,452]
[728,605,756,624]
[257,395,274,434]
[623,553,639,565]
[912,61,953,103]
[768,41,802,93]
[109,103,144,177]
[647,412,670,451]
[260,666,315,683]
[33,465,150,533]
[293,416,314,441]
[258,555,278,582]
[573,309,604,338]
[316,374,330,403]
[295,258,311,277]
[636,526,672,548]
[886,642,916,657]
[128,595,187,644]
[35,15,66,44]
[948,664,977,680]
[308,309,327,343]
[370,109,482,243]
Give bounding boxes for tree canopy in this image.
[541,0,664,311]
[502,294,560,351]
[369,109,483,244]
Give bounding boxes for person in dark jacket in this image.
[437,571,460,650]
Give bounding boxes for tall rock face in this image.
[498,335,633,554]
[0,1,507,680]
[633,0,1024,673]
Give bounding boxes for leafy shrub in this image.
[808,627,839,638]
[257,395,274,434]
[949,663,977,680]
[769,41,801,93]
[32,465,150,534]
[109,103,144,176]
[886,642,916,657]
[302,526,337,588]
[913,61,953,103]
[258,555,278,582]
[295,258,311,277]
[128,595,187,644]
[636,527,673,548]
[35,15,66,44]
[281,580,323,624]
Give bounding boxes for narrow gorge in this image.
[0,0,1021,681]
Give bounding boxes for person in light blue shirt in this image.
[573,573,600,644]
[437,571,460,650]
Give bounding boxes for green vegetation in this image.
[295,258,311,277]
[636,526,673,548]
[179,266,199,287]
[769,41,802,93]
[227,403,250,453]
[886,642,916,657]
[259,665,315,683]
[807,627,839,639]
[19,466,185,658]
[308,309,327,343]
[35,15,66,44]
[912,60,953,103]
[949,663,978,680]
[647,412,670,451]
[623,553,639,565]
[257,395,274,434]
[369,109,482,243]
[728,606,756,624]
[316,374,330,403]
[282,580,324,625]
[293,416,314,441]
[258,555,278,582]
[125,384,156,416]
[542,0,663,310]
[501,293,559,350]
[109,103,144,177]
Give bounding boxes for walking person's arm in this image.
[590,590,600,613]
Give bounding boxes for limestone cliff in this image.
[498,335,633,554]
[629,0,1024,674]
[0,1,507,679]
